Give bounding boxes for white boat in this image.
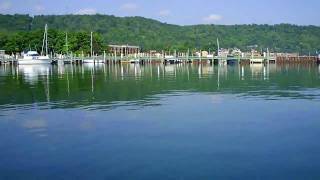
[164,55,179,64]
[129,59,140,63]
[18,24,52,65]
[250,58,264,64]
[83,58,105,63]
[82,32,105,64]
[18,51,51,65]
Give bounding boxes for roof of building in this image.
[108,45,140,48]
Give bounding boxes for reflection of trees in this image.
[0,64,320,109]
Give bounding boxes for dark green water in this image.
[0,63,320,179]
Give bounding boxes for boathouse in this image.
[108,45,140,56]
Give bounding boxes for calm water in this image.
[0,63,320,179]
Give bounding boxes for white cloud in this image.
[76,8,97,15]
[0,1,11,11]
[120,3,138,11]
[159,10,171,17]
[34,5,45,12]
[203,14,223,23]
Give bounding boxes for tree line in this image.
[0,30,104,55]
[0,14,319,55]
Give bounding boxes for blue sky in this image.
[0,0,319,25]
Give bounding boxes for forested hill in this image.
[0,14,319,54]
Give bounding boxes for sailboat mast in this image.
[90,32,93,57]
[65,32,68,55]
[217,38,220,56]
[41,24,48,56]
[45,24,48,56]
[41,27,45,56]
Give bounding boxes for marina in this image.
[1,50,319,66]
[1,63,320,179]
[1,2,320,179]
[1,25,319,66]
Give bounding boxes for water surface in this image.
[0,63,320,179]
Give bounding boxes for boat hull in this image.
[83,59,105,63]
[18,59,52,65]
[129,59,140,63]
[250,58,264,63]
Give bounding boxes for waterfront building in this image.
[108,45,140,56]
[275,52,299,57]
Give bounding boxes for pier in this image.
[1,51,319,66]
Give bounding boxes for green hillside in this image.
[0,14,319,55]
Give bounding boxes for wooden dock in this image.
[0,57,17,65]
[1,54,319,65]
[276,56,318,64]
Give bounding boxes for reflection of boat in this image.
[82,62,105,70]
[18,24,51,65]
[164,65,176,77]
[18,64,51,84]
[227,55,238,65]
[201,65,214,75]
[250,64,264,78]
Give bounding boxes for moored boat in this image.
[129,59,140,63]
[83,58,105,63]
[18,51,51,65]
[18,24,52,65]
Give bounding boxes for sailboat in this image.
[18,24,51,65]
[216,38,227,65]
[83,32,104,63]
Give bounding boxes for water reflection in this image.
[1,63,320,180]
[0,63,320,111]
